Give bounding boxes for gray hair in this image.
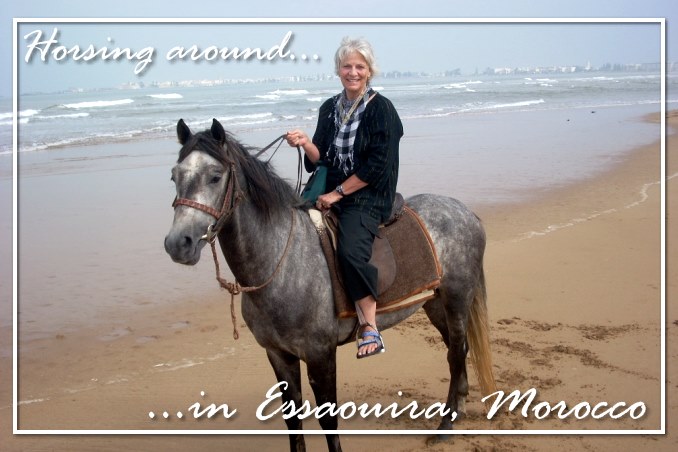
[334,37,379,80]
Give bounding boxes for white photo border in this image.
[12,17,667,436]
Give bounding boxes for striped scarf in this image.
[332,87,375,175]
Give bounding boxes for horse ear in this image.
[177,119,192,145]
[210,118,226,146]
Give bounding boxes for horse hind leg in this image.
[423,289,471,434]
[266,349,306,452]
[426,269,497,442]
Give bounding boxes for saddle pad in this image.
[311,205,443,318]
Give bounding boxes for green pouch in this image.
[301,163,328,203]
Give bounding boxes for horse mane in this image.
[177,128,306,221]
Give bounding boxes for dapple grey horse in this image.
[164,119,496,452]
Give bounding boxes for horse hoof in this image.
[426,434,452,447]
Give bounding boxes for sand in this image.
[0,111,675,451]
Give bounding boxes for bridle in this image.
[170,135,300,340]
[172,160,240,244]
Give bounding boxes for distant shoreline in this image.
[12,65,671,98]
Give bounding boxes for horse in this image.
[164,118,496,451]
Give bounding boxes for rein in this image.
[210,210,296,340]
[171,134,301,340]
[252,134,303,194]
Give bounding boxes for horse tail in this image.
[466,266,497,398]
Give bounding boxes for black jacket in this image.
[306,92,403,223]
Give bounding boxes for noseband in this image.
[171,161,240,243]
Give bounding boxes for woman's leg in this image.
[355,295,380,356]
[336,208,383,357]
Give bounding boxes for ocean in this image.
[4,71,672,206]
[5,71,671,156]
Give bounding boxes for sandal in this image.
[356,324,386,359]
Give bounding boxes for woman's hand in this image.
[286,129,308,148]
[316,191,343,211]
[286,129,320,163]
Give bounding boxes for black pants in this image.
[336,207,380,302]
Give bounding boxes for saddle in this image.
[309,194,443,318]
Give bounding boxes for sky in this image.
[2,0,677,97]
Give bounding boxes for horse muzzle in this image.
[164,228,206,265]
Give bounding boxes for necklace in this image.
[340,88,367,125]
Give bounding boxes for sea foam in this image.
[62,99,135,109]
[148,93,183,99]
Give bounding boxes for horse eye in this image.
[210,175,222,184]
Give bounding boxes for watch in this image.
[335,184,345,196]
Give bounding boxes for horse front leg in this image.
[307,351,342,452]
[266,349,306,452]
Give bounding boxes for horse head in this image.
[164,118,235,265]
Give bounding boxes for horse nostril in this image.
[164,233,194,254]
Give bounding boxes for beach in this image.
[0,109,675,450]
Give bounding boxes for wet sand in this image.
[1,111,675,450]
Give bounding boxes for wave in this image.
[523,78,558,87]
[443,80,483,89]
[0,109,40,121]
[269,89,309,96]
[306,97,322,102]
[147,93,183,99]
[459,99,546,112]
[255,89,312,101]
[21,109,40,118]
[1,111,91,127]
[174,112,283,131]
[408,97,663,121]
[236,117,278,126]
[62,99,134,109]
[443,84,473,90]
[16,125,172,153]
[443,86,477,93]
[568,76,619,83]
[219,112,274,123]
[403,98,548,120]
[8,112,300,153]
[45,113,90,119]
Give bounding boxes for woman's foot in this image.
[356,323,385,359]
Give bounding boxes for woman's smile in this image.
[340,51,371,100]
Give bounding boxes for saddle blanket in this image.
[310,204,443,318]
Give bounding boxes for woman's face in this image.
[339,51,371,100]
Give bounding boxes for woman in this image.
[286,37,403,359]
